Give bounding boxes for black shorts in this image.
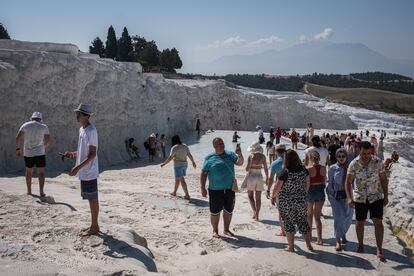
[208,189,235,215]
[24,155,46,168]
[149,148,156,156]
[355,199,384,221]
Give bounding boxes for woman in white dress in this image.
[243,142,269,221]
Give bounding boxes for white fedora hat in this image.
[74,103,93,115]
[31,111,42,120]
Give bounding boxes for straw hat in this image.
[247,142,263,154]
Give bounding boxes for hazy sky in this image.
[2,0,414,68]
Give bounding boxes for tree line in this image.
[215,73,414,95]
[0,22,11,39]
[89,25,182,72]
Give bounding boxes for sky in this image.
[2,0,414,68]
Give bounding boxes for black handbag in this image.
[335,190,347,200]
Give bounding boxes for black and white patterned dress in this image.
[277,166,311,234]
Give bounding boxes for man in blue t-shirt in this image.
[201,137,244,238]
[267,143,286,236]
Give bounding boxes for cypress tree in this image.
[171,48,183,69]
[105,25,118,60]
[118,27,133,61]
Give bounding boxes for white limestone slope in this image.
[0,40,355,174]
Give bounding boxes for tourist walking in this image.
[244,142,268,221]
[328,137,341,166]
[304,135,329,167]
[266,141,276,164]
[200,137,244,237]
[160,134,167,159]
[15,112,50,197]
[327,148,353,251]
[161,135,196,200]
[306,151,326,245]
[345,141,389,261]
[274,127,282,144]
[290,128,299,150]
[147,133,157,162]
[267,144,287,236]
[269,127,275,144]
[270,149,313,252]
[232,131,241,143]
[64,103,100,236]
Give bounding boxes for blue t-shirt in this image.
[270,157,284,177]
[202,150,238,190]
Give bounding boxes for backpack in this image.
[143,141,149,150]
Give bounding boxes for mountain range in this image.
[184,41,414,77]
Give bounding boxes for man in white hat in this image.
[16,112,50,197]
[64,103,100,236]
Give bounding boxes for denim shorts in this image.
[174,165,187,178]
[307,184,326,202]
[80,179,98,200]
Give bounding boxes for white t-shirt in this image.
[76,124,99,181]
[305,146,329,166]
[19,121,49,157]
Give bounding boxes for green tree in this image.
[160,49,174,71]
[89,37,105,57]
[171,48,182,69]
[0,23,10,39]
[138,40,160,68]
[105,25,118,60]
[118,27,133,61]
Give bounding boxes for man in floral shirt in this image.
[345,141,388,261]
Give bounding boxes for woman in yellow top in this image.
[161,135,196,200]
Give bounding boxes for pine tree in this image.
[0,23,11,39]
[89,37,105,57]
[118,27,133,61]
[105,25,118,60]
[171,48,182,69]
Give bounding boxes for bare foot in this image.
[224,230,235,237]
[27,191,32,195]
[316,239,323,245]
[40,193,46,197]
[183,195,190,200]
[212,231,220,238]
[335,242,342,252]
[276,231,286,237]
[284,247,294,252]
[307,245,314,252]
[80,226,90,232]
[80,227,100,237]
[377,250,386,262]
[356,245,364,253]
[170,192,177,197]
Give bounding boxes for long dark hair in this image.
[311,135,321,148]
[171,135,182,146]
[284,149,303,170]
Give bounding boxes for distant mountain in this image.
[184,41,414,77]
